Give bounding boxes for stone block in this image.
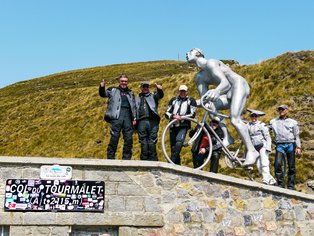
[0,212,23,225]
[201,208,214,223]
[23,212,56,225]
[125,196,144,211]
[139,173,155,188]
[105,182,117,195]
[266,221,277,231]
[108,196,125,212]
[133,213,164,226]
[107,171,132,182]
[22,167,40,178]
[144,196,162,212]
[117,182,146,196]
[234,226,246,235]
[161,192,176,204]
[83,170,110,181]
[263,197,277,209]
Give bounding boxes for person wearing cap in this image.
[269,105,301,190]
[247,108,276,185]
[99,75,137,160]
[186,48,259,167]
[165,85,197,165]
[135,81,164,161]
[189,118,224,172]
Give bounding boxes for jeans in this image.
[274,143,296,189]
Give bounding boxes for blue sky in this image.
[0,0,313,88]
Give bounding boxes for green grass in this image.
[0,52,313,192]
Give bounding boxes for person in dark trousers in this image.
[269,105,301,190]
[135,81,164,161]
[165,85,197,165]
[99,75,137,160]
[190,118,224,172]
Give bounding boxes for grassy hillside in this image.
[0,53,313,192]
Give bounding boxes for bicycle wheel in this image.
[161,117,212,170]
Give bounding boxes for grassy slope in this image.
[0,53,313,192]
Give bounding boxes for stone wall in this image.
[0,156,313,236]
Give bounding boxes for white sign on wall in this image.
[40,165,72,180]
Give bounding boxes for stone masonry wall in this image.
[0,156,313,236]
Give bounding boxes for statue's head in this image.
[186,48,205,62]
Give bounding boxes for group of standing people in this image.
[99,74,301,190]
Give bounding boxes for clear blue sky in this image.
[0,0,313,88]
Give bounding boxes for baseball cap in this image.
[140,81,150,87]
[278,104,288,110]
[179,85,188,91]
[247,108,265,117]
[211,116,220,124]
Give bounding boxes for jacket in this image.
[190,122,224,153]
[247,120,271,151]
[165,96,197,128]
[269,117,301,148]
[99,86,136,123]
[135,88,164,121]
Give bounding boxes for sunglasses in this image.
[250,114,258,117]
[278,108,285,111]
[142,85,150,88]
[120,80,128,83]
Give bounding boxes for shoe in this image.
[288,187,295,190]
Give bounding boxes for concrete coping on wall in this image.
[0,156,313,202]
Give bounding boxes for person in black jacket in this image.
[190,118,224,172]
[135,81,164,161]
[99,75,137,160]
[165,85,197,165]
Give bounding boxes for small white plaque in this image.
[40,165,72,180]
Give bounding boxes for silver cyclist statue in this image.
[186,48,259,166]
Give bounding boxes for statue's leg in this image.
[213,96,234,146]
[195,72,209,106]
[229,85,259,166]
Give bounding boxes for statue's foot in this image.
[242,150,259,166]
[222,136,234,147]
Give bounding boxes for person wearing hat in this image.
[99,75,137,160]
[269,105,301,190]
[165,85,197,165]
[247,108,276,185]
[135,81,164,161]
[189,117,224,172]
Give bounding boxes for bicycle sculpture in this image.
[161,94,254,180]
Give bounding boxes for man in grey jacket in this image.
[270,105,301,190]
[99,75,137,160]
[135,81,164,161]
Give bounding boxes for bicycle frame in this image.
[192,110,245,168]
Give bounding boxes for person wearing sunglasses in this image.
[99,74,137,160]
[247,108,276,185]
[269,105,301,190]
[135,81,164,161]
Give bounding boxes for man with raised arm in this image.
[186,48,259,166]
[99,75,137,160]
